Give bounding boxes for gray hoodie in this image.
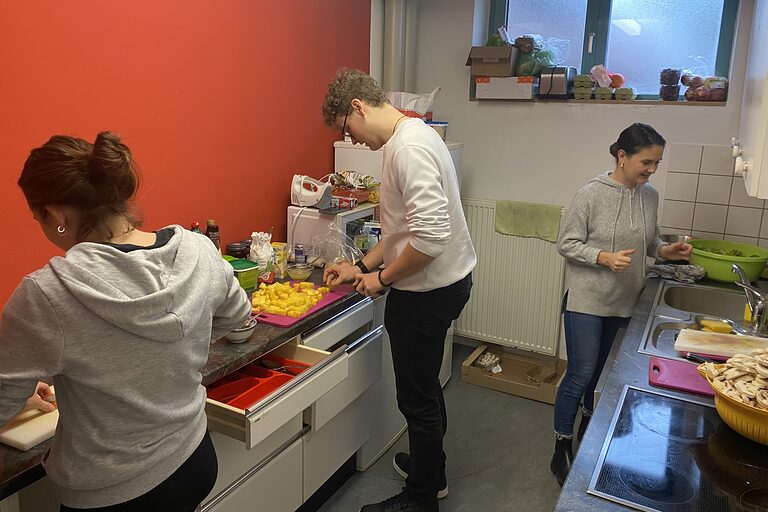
[557,172,665,318]
[0,225,251,508]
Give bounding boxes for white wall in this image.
[411,0,755,208]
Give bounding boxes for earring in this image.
[57,225,66,236]
[621,162,625,169]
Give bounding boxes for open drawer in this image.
[205,341,348,449]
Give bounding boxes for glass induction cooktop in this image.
[589,386,768,512]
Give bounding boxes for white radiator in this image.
[457,198,565,356]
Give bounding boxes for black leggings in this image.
[61,432,218,512]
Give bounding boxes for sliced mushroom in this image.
[756,390,768,410]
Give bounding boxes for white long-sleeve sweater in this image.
[380,118,476,291]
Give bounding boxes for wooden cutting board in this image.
[674,328,768,358]
[0,395,58,451]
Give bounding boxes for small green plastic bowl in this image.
[688,239,768,282]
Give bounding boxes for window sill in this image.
[469,97,727,106]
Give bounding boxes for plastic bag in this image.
[330,171,379,189]
[514,35,568,77]
[386,88,440,121]
[249,232,275,283]
[305,223,364,269]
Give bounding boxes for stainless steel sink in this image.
[661,285,745,319]
[638,281,745,361]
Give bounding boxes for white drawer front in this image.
[206,343,348,449]
[302,299,373,350]
[202,438,302,512]
[206,416,302,500]
[310,326,383,430]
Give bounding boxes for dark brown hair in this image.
[609,123,666,161]
[18,131,141,241]
[321,69,388,127]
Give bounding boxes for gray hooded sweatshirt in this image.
[557,172,666,318]
[0,225,251,508]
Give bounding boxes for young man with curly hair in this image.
[322,69,476,512]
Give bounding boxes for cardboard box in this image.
[466,46,518,77]
[474,76,538,100]
[461,344,567,405]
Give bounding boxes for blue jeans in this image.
[553,311,629,436]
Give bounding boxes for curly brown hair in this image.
[321,69,388,127]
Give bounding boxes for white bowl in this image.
[225,317,257,343]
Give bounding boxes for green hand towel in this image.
[495,201,562,242]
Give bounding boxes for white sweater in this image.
[380,118,476,291]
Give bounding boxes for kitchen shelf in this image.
[469,96,727,106]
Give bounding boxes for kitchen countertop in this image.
[0,276,367,501]
[554,276,761,511]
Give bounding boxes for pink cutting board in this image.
[648,356,714,397]
[254,286,349,328]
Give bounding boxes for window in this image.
[490,0,738,97]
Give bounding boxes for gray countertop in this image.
[0,275,367,500]
[554,276,759,511]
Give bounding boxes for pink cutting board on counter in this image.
[254,286,351,328]
[648,356,714,397]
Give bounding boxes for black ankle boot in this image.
[577,414,591,442]
[550,437,574,487]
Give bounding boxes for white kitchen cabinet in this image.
[737,0,768,198]
[205,417,303,501]
[201,438,303,512]
[0,494,19,512]
[309,326,383,430]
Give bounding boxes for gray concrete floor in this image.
[319,342,564,512]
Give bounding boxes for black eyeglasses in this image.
[340,106,351,138]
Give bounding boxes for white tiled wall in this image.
[661,143,768,248]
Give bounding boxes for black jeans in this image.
[61,431,217,512]
[384,273,472,502]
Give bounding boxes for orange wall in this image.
[0,1,370,306]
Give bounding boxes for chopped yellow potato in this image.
[251,281,329,318]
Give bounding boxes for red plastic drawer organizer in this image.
[207,356,311,410]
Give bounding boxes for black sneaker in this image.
[360,488,438,512]
[392,453,448,499]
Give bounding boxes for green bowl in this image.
[689,239,768,282]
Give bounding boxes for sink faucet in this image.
[732,264,768,336]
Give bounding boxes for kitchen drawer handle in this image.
[245,345,347,416]
[346,326,383,353]
[301,298,373,350]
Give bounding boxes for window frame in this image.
[490,0,739,99]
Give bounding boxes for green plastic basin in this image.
[689,239,768,282]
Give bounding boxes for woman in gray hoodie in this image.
[1,133,251,511]
[549,123,692,486]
